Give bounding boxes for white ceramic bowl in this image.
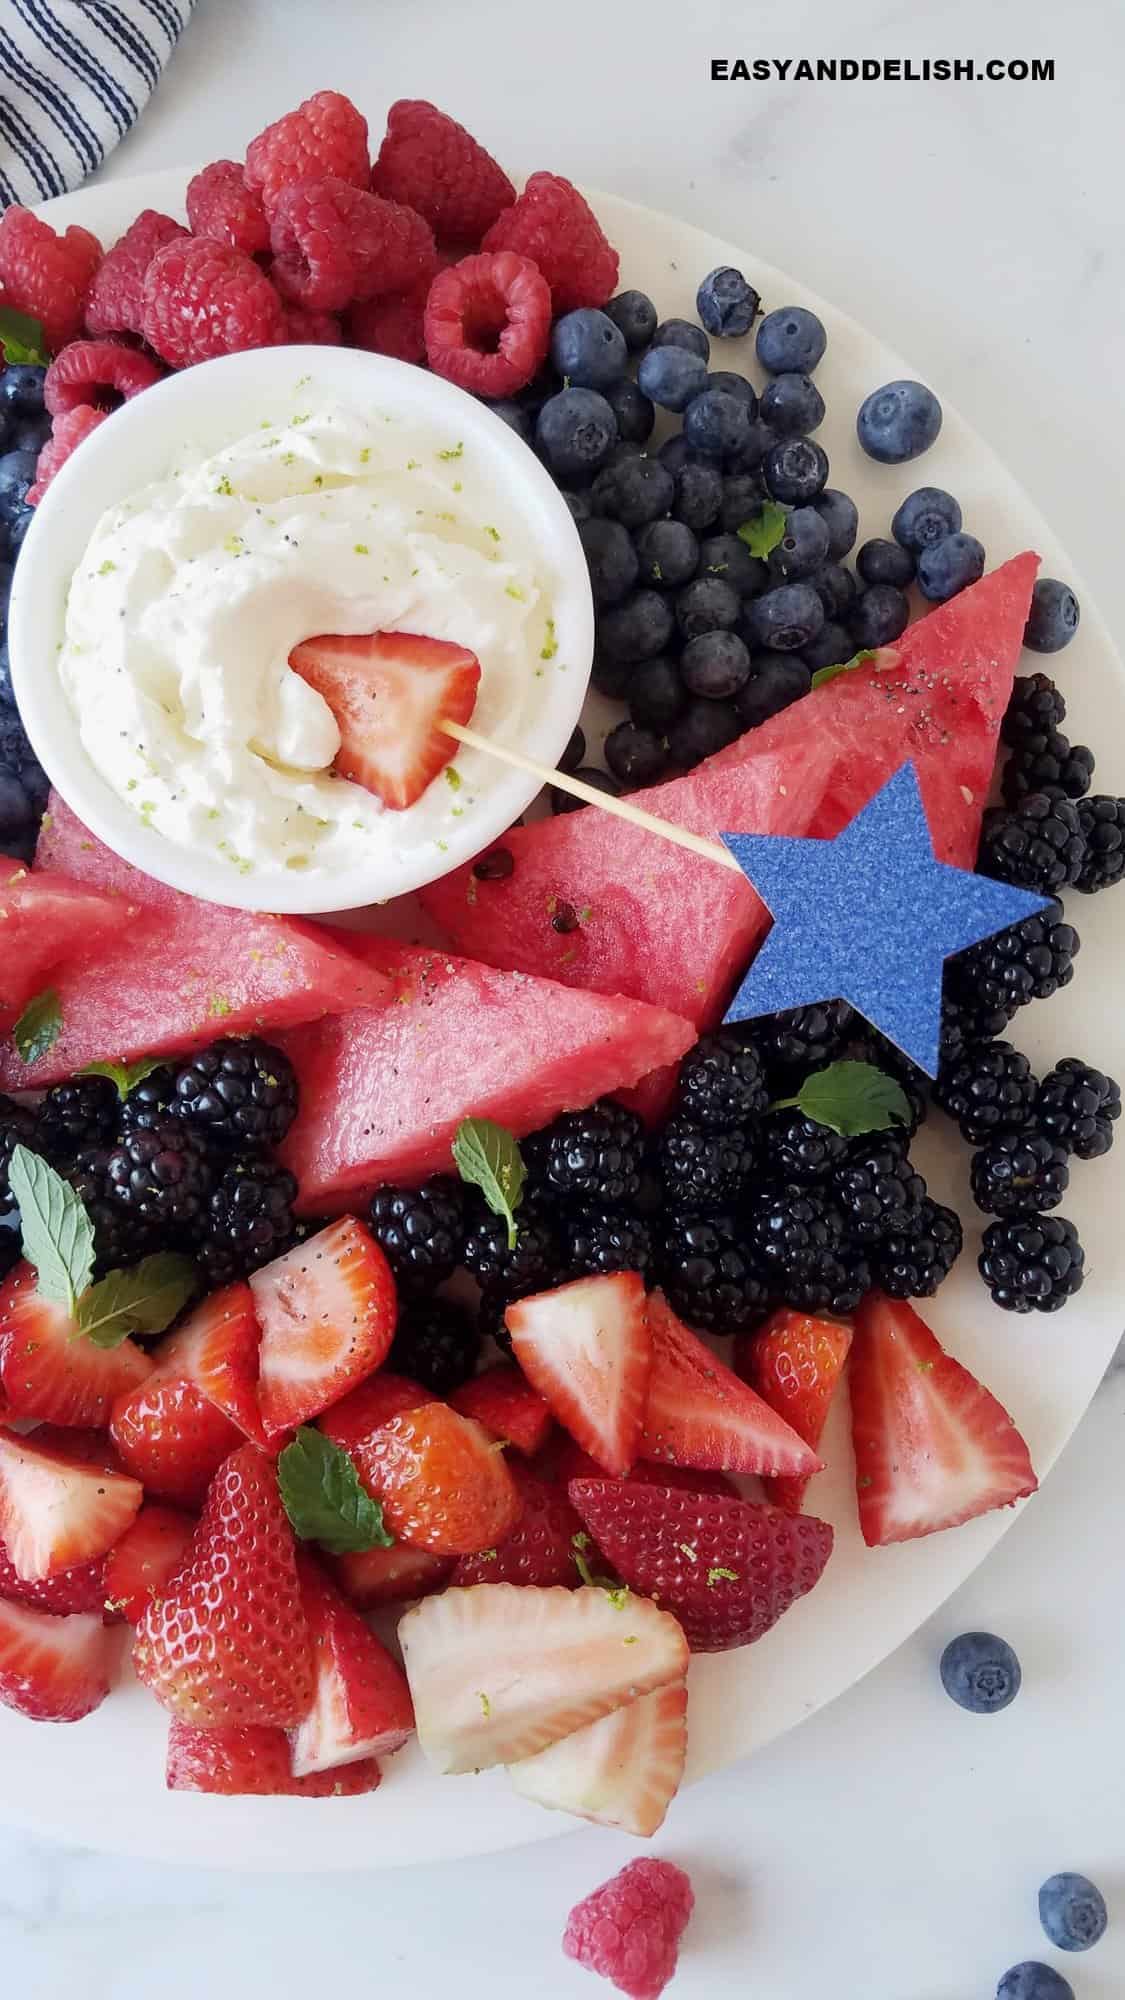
[9,344,594,913]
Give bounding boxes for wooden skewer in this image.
[441,720,743,875]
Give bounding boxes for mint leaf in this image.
[810,647,876,690]
[13,989,62,1065]
[452,1116,525,1251]
[736,500,788,560]
[277,1427,394,1556]
[76,1253,199,1349]
[7,1145,95,1312]
[774,1060,913,1138]
[0,307,48,367]
[79,1055,166,1102]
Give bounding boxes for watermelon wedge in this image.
[0,855,141,1028]
[277,938,696,1213]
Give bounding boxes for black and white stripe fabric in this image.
[0,0,195,207]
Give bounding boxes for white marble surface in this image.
[4,3,1125,1993]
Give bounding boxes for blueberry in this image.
[667,697,741,766]
[590,454,675,529]
[767,506,830,583]
[590,649,634,699]
[681,629,751,699]
[605,290,658,353]
[760,372,825,437]
[559,724,586,772]
[628,654,687,730]
[916,531,986,602]
[672,460,723,534]
[0,365,47,415]
[633,518,700,590]
[551,766,620,814]
[696,266,761,338]
[698,532,767,597]
[11,413,50,454]
[764,436,829,505]
[604,720,668,787]
[849,583,910,648]
[651,317,710,361]
[704,370,757,412]
[810,561,859,619]
[536,388,618,482]
[683,389,752,460]
[579,516,639,606]
[756,306,826,375]
[6,504,33,563]
[675,574,741,640]
[487,399,535,442]
[1038,1873,1107,1953]
[598,588,676,662]
[0,638,12,709]
[637,345,709,413]
[605,377,655,445]
[857,379,943,463]
[892,485,962,552]
[729,418,777,472]
[939,1630,1021,1713]
[996,1966,1074,2000]
[812,488,859,560]
[1025,577,1081,654]
[745,582,825,653]
[719,472,767,535]
[0,449,38,522]
[857,537,916,588]
[550,308,628,390]
[734,652,812,726]
[801,621,853,673]
[657,434,696,475]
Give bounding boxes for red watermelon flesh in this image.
[0,854,142,1027]
[276,937,697,1214]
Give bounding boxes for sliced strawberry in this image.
[450,1363,553,1456]
[102,1503,196,1624]
[850,1293,1038,1547]
[331,1541,452,1609]
[0,1261,152,1427]
[507,1272,651,1476]
[289,1554,414,1776]
[288,629,481,810]
[736,1308,853,1512]
[569,1478,834,1653]
[0,1537,108,1617]
[0,1427,142,1582]
[0,1598,116,1723]
[250,1218,397,1440]
[453,1465,584,1588]
[508,1680,688,1838]
[109,1376,244,1509]
[399,1580,688,1774]
[354,1403,521,1555]
[166,1720,380,1797]
[642,1290,819,1480]
[145,1282,264,1445]
[317,1370,436,1452]
[550,1437,737,1500]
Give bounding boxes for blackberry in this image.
[389,1297,482,1396]
[121,1064,178,1131]
[369,1179,465,1290]
[68,1147,157,1273]
[1001,733,1094,805]
[978,794,1085,893]
[762,1109,850,1182]
[676,1029,770,1130]
[657,1212,770,1333]
[872,1198,963,1298]
[0,1094,40,1215]
[970,1130,1069,1218]
[1075,795,1125,892]
[945,897,1079,1019]
[781,1240,870,1317]
[979,1213,1084,1313]
[749,1183,870,1315]
[36,1074,120,1165]
[1034,1058,1120,1160]
[198,1157,298,1286]
[170,1038,298,1150]
[564,1206,654,1279]
[461,1197,563,1293]
[524,1099,644,1205]
[658,1119,756,1211]
[1000,672,1066,750]
[751,1000,855,1084]
[832,1139,926,1242]
[104,1118,214,1238]
[933,1041,1037,1146]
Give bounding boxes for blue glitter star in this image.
[721,761,1049,1076]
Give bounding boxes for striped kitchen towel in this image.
[0,0,195,207]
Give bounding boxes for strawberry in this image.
[509,1680,688,1838]
[166,1720,380,1797]
[0,1537,108,1617]
[102,1503,195,1624]
[110,1376,244,1509]
[354,1403,521,1556]
[289,1554,414,1776]
[849,1293,1038,1546]
[641,1290,819,1479]
[736,1308,853,1512]
[399,1581,689,1774]
[450,1363,553,1457]
[507,1273,651,1476]
[453,1465,584,1588]
[550,1438,737,1500]
[0,1598,116,1723]
[288,629,481,810]
[144,1282,265,1444]
[331,1541,452,1609]
[569,1478,834,1653]
[317,1370,435,1452]
[0,1427,142,1582]
[133,1443,315,1728]
[0,1261,152,1427]
[250,1218,396,1440]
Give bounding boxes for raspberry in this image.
[283,305,342,344]
[142,238,286,368]
[27,406,108,504]
[84,209,188,338]
[563,1859,694,2000]
[347,287,427,362]
[186,160,270,258]
[245,89,370,219]
[44,339,162,416]
[482,172,619,313]
[0,207,102,353]
[424,250,551,398]
[269,179,436,313]
[370,99,515,246]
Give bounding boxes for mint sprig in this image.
[75,1253,199,1349]
[13,989,62,1065]
[810,647,876,690]
[771,1059,913,1138]
[7,1145,95,1312]
[79,1055,166,1102]
[452,1116,525,1251]
[736,500,788,560]
[278,1427,394,1556]
[0,306,48,367]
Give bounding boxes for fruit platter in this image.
[0,93,1123,1881]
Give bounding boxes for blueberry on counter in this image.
[764,436,830,505]
[1025,577,1081,654]
[579,516,639,605]
[996,1966,1074,2000]
[857,378,943,462]
[535,387,618,481]
[670,458,723,534]
[916,531,986,602]
[734,652,812,727]
[939,1630,1022,1712]
[667,696,741,765]
[760,371,825,437]
[745,581,825,652]
[811,487,859,558]
[550,307,628,390]
[484,399,533,441]
[683,388,752,460]
[604,377,654,445]
[857,537,916,589]
[767,507,830,583]
[604,289,658,352]
[800,621,853,674]
[604,720,668,787]
[849,582,910,648]
[559,724,586,772]
[719,471,769,534]
[650,316,710,360]
[0,364,47,415]
[704,369,757,411]
[891,485,962,551]
[633,517,700,590]
[756,305,827,375]
[551,766,621,813]
[590,453,675,529]
[629,654,687,731]
[675,573,742,640]
[680,628,751,699]
[597,587,675,662]
[698,531,767,597]
[696,265,761,338]
[1038,1873,1108,1953]
[637,343,709,412]
[810,560,859,619]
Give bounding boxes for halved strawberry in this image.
[289,1554,414,1777]
[508,1680,688,1838]
[642,1290,819,1480]
[850,1293,1038,1547]
[0,1427,142,1582]
[288,629,481,810]
[102,1503,196,1624]
[507,1273,651,1476]
[317,1370,435,1453]
[453,1465,584,1588]
[110,1376,244,1509]
[736,1308,853,1512]
[250,1218,397,1440]
[144,1282,264,1445]
[399,1580,689,1774]
[166,1720,380,1797]
[354,1403,521,1555]
[0,1261,152,1427]
[0,1537,108,1617]
[0,1597,116,1723]
[331,1541,452,1609]
[450,1363,553,1457]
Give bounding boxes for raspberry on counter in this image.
[370,98,515,246]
